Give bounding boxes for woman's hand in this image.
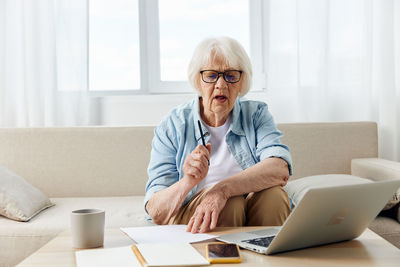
[186,188,227,233]
[182,144,211,186]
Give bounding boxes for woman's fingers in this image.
[199,211,211,233]
[183,159,199,177]
[205,143,212,154]
[183,147,210,180]
[188,209,219,233]
[191,213,203,234]
[210,211,219,230]
[185,162,207,179]
[186,216,195,232]
[188,154,207,170]
[194,144,210,160]
[183,144,212,181]
[186,191,228,233]
[190,157,209,172]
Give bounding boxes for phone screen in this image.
[207,243,240,258]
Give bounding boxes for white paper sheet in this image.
[136,242,209,266]
[76,246,141,267]
[120,224,216,244]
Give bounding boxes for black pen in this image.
[197,120,206,146]
[197,120,209,165]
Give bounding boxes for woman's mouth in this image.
[215,95,227,103]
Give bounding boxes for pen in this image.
[131,245,147,267]
[197,120,206,146]
[197,120,210,166]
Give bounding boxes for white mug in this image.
[71,209,105,249]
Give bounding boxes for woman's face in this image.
[198,56,243,121]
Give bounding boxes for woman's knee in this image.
[246,186,290,226]
[217,195,246,227]
[254,186,290,205]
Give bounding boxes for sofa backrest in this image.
[0,127,154,197]
[279,122,378,179]
[0,122,378,197]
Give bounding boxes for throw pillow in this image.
[0,165,54,221]
[284,174,372,207]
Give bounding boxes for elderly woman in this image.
[145,37,292,234]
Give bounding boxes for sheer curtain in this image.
[0,0,90,127]
[1,0,399,161]
[264,0,400,161]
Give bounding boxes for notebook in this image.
[76,246,141,267]
[134,243,209,266]
[76,243,209,267]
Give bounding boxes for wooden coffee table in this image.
[17,227,400,266]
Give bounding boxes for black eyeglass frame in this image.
[199,70,243,84]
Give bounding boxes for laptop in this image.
[217,179,400,255]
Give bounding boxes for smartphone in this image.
[206,242,242,263]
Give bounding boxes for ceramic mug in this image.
[71,209,105,249]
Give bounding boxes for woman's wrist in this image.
[211,182,231,201]
[181,175,199,192]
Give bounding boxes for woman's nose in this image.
[215,74,228,89]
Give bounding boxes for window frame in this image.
[88,0,266,97]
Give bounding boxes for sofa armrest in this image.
[351,158,400,182]
[352,158,400,210]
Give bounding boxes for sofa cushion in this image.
[0,196,151,237]
[0,165,54,222]
[0,196,152,267]
[284,174,372,206]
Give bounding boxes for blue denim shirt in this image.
[144,97,292,217]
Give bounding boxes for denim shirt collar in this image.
[193,97,245,142]
[231,98,245,136]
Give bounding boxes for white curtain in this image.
[0,0,90,127]
[1,0,399,161]
[264,0,400,161]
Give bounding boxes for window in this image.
[89,0,140,91]
[158,0,249,81]
[88,0,263,94]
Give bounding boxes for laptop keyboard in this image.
[241,236,275,248]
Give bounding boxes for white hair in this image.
[187,37,252,97]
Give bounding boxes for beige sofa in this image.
[1,122,399,267]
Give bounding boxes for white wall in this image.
[98,91,294,126]
[99,93,194,126]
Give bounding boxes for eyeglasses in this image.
[200,70,243,83]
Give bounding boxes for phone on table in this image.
[206,242,242,263]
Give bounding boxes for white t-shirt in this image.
[195,115,243,194]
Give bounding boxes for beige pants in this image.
[170,186,291,226]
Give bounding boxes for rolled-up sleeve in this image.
[253,105,293,175]
[144,120,180,215]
